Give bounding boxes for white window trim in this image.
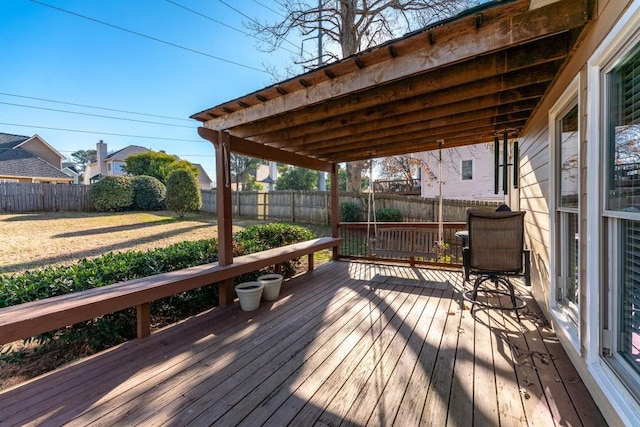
[549,74,580,353]
[586,2,640,425]
[461,159,473,181]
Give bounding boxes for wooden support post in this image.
[308,253,315,271]
[330,163,340,260]
[136,303,151,338]
[275,264,283,274]
[215,131,235,306]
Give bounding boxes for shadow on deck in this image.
[0,260,606,426]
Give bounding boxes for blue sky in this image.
[0,0,299,182]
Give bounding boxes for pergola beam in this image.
[198,127,333,173]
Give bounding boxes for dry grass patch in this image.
[0,211,264,274]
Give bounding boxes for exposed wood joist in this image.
[249,78,550,147]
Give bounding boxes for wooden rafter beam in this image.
[315,115,530,160]
[334,127,528,162]
[255,78,549,148]
[197,127,333,173]
[300,110,532,158]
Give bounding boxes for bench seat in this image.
[0,237,342,345]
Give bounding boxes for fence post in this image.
[290,190,295,222]
[325,191,329,224]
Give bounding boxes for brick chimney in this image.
[96,140,107,177]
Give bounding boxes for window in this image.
[603,43,640,389]
[461,160,473,180]
[557,103,580,324]
[550,77,580,339]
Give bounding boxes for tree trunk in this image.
[341,1,365,192]
[346,161,365,192]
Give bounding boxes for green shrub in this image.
[90,176,134,211]
[376,207,403,222]
[131,175,166,210]
[232,223,316,279]
[165,169,202,218]
[340,202,362,222]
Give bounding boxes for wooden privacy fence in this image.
[0,184,499,221]
[0,183,92,213]
[201,190,500,223]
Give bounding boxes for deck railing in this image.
[337,222,466,268]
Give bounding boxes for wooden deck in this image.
[0,261,606,426]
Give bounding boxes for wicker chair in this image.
[463,210,527,320]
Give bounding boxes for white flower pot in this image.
[235,281,264,311]
[258,274,283,301]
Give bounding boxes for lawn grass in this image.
[0,211,331,274]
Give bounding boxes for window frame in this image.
[549,75,581,350]
[586,2,640,422]
[461,159,473,181]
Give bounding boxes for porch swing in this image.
[366,155,440,266]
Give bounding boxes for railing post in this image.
[137,303,151,338]
[308,252,315,271]
[331,163,340,260]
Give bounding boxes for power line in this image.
[216,0,310,56]
[55,148,216,157]
[251,0,285,18]
[0,92,193,122]
[30,0,269,74]
[165,0,297,56]
[0,101,194,128]
[0,122,204,143]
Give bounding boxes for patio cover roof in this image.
[192,0,589,168]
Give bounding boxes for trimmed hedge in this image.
[232,222,316,279]
[340,202,362,222]
[131,175,166,210]
[376,207,403,222]
[166,169,202,218]
[90,176,134,212]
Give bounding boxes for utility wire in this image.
[55,148,216,157]
[0,92,192,122]
[30,0,269,74]
[0,122,204,143]
[216,0,310,56]
[0,101,193,128]
[165,0,297,56]
[251,0,286,18]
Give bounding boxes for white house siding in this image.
[416,144,504,202]
[517,0,636,425]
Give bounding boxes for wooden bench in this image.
[0,237,342,345]
[371,227,439,266]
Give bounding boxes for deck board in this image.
[0,260,608,426]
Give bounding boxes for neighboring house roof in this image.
[105,145,150,161]
[0,147,71,180]
[0,133,29,149]
[192,163,212,184]
[62,162,80,175]
[0,133,65,161]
